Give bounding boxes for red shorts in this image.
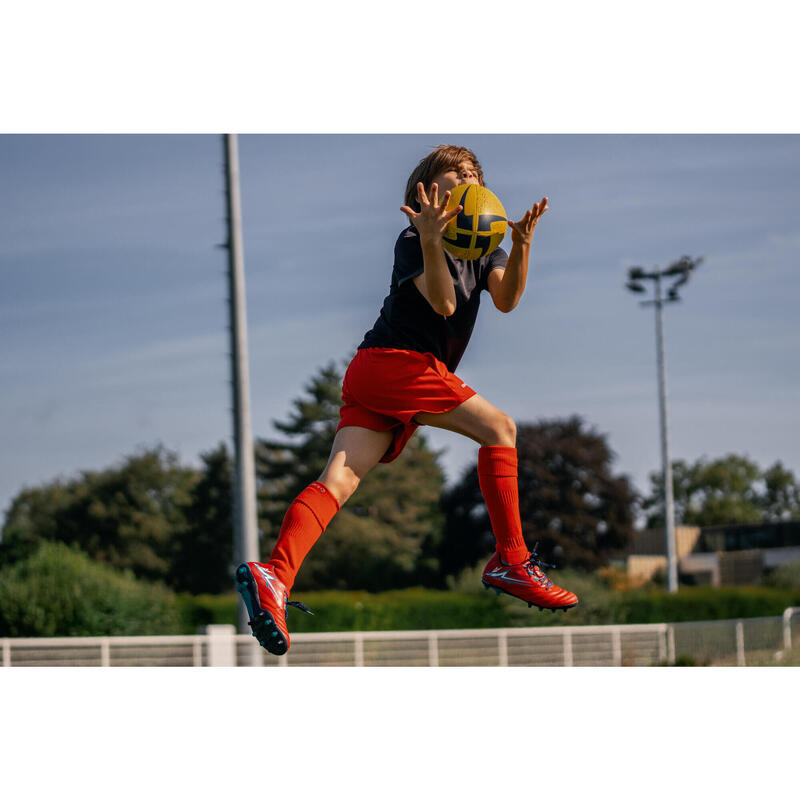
[338,348,476,463]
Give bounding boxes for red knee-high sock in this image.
[478,446,529,565]
[269,482,340,591]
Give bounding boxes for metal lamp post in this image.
[625,256,702,593]
[223,134,260,638]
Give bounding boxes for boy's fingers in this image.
[417,182,429,205]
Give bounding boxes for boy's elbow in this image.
[428,295,456,317]
[493,296,518,313]
[434,300,457,317]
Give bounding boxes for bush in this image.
[0,541,184,636]
[613,585,800,624]
[762,561,800,590]
[176,592,239,630]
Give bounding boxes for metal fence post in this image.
[735,620,746,667]
[193,637,203,667]
[3,639,10,667]
[563,630,574,667]
[783,607,797,651]
[498,631,508,667]
[428,632,439,667]
[100,638,111,667]
[667,625,676,664]
[354,634,364,667]
[612,629,622,667]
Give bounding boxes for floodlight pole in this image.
[626,256,701,594]
[223,134,260,638]
[652,273,679,594]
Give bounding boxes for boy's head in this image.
[404,145,484,212]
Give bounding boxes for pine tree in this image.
[171,443,234,594]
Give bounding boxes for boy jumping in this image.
[236,145,578,656]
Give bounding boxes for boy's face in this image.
[430,160,481,196]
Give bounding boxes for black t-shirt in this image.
[358,226,508,372]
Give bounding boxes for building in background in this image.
[626,521,800,587]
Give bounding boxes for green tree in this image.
[440,416,636,574]
[255,361,447,591]
[642,454,800,528]
[762,461,800,522]
[171,443,234,594]
[0,446,199,585]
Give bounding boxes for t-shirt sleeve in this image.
[480,246,509,291]
[393,227,425,286]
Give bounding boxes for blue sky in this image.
[2,134,799,524]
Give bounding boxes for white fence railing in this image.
[3,608,798,667]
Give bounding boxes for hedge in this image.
[176,583,800,634]
[611,586,800,624]
[177,588,509,633]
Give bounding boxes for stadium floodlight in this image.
[628,266,648,281]
[624,255,703,594]
[663,256,694,277]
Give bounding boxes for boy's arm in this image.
[488,197,548,313]
[402,182,460,317]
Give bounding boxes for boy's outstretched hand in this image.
[508,197,548,246]
[401,182,462,244]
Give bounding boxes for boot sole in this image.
[236,564,289,656]
[482,579,579,613]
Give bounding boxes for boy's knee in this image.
[319,469,360,506]
[490,413,516,447]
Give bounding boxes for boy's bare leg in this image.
[236,424,394,656]
[318,425,395,506]
[413,394,516,446]
[414,393,578,610]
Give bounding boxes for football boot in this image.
[235,561,313,656]
[481,543,578,612]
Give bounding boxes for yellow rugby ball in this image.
[443,184,507,260]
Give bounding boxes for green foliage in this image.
[0,446,199,584]
[612,585,800,624]
[762,561,800,590]
[0,445,238,595]
[288,588,509,632]
[171,443,234,594]
[175,592,239,629]
[177,579,800,635]
[255,360,447,591]
[440,416,636,576]
[643,454,800,528]
[0,541,184,636]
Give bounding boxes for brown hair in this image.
[403,145,484,211]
